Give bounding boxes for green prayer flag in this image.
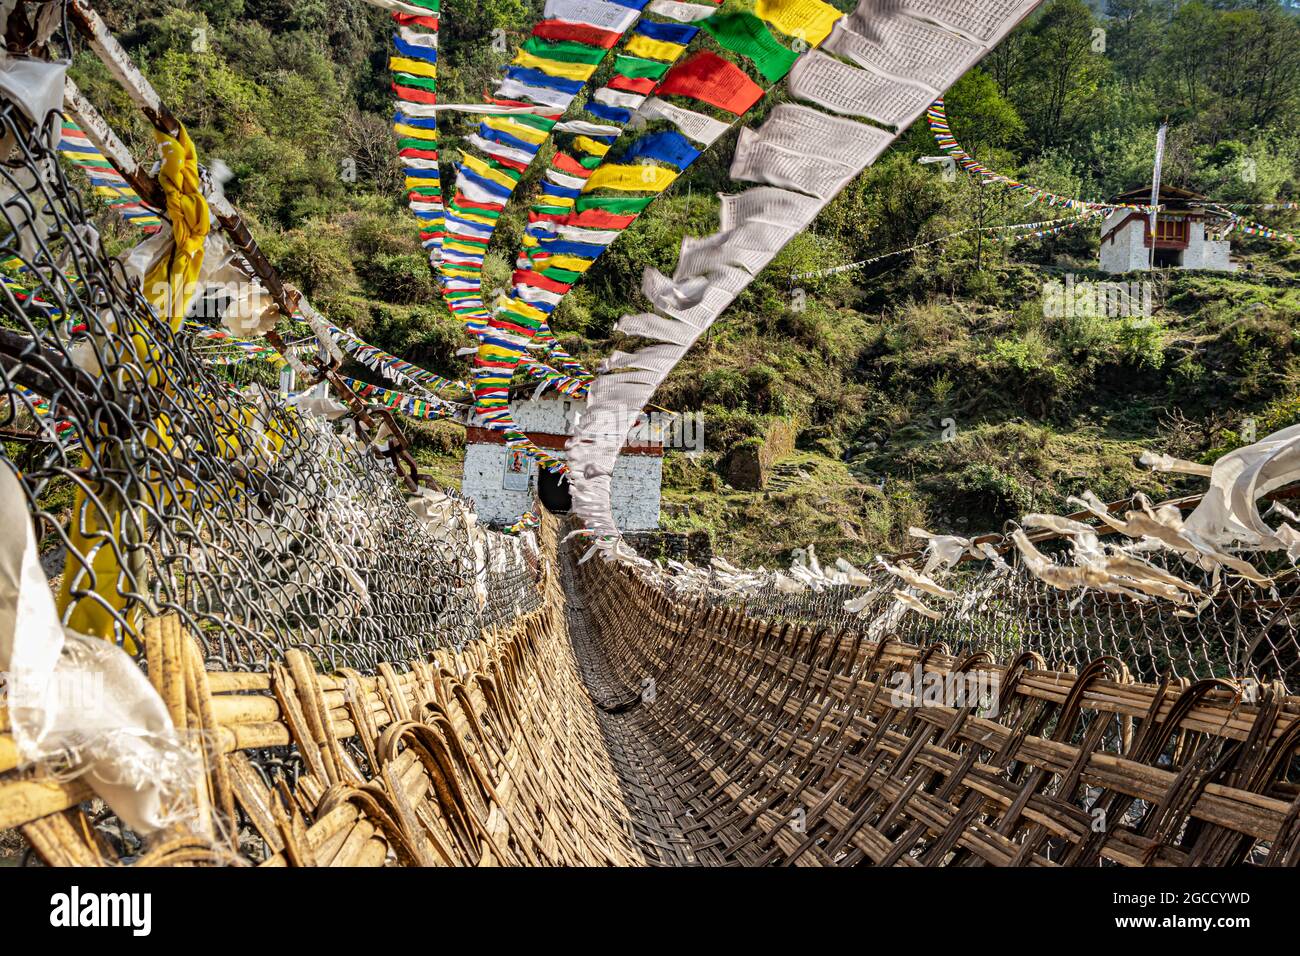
[613,54,670,80]
[700,11,798,84]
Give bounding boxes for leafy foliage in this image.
[80,0,1300,561]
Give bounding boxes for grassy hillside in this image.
[77,0,1300,565]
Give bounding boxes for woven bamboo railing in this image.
[570,548,1300,866]
[5,514,1300,866]
[1,518,644,866]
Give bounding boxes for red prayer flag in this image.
[567,208,637,229]
[513,270,570,295]
[552,152,593,178]
[393,12,439,29]
[452,196,505,213]
[393,82,438,105]
[607,74,657,95]
[655,51,763,116]
[532,20,622,48]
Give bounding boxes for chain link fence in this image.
[720,540,1300,688]
[0,99,538,675]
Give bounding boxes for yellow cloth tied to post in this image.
[57,122,210,643]
[145,124,210,332]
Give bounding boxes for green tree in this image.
[1020,0,1114,147]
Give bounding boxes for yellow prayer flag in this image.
[545,254,596,274]
[755,0,842,46]
[460,153,520,191]
[452,209,498,227]
[573,136,611,158]
[512,50,599,82]
[583,163,678,193]
[393,122,438,140]
[507,298,549,322]
[389,55,438,79]
[483,117,549,145]
[624,35,687,61]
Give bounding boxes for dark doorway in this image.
[538,467,572,513]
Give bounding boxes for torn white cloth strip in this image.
[0,55,68,150]
[877,557,957,599]
[1230,433,1300,546]
[544,0,641,31]
[1215,426,1300,549]
[495,77,576,110]
[718,185,823,233]
[893,589,942,620]
[823,12,977,91]
[748,103,896,168]
[1139,450,1214,477]
[0,467,198,836]
[635,97,732,146]
[615,311,700,346]
[880,0,1041,43]
[1022,512,1098,536]
[467,132,536,167]
[545,168,589,191]
[592,87,646,110]
[787,50,936,128]
[730,128,859,199]
[287,381,349,421]
[908,526,973,573]
[1183,424,1300,547]
[647,0,719,21]
[553,224,622,244]
[397,24,439,47]
[554,119,623,135]
[359,0,438,16]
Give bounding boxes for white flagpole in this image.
[1149,121,1168,271]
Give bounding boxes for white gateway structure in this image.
[1099,185,1236,274]
[461,393,663,529]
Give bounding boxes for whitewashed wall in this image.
[461,396,662,529]
[1181,220,1237,271]
[1101,216,1236,273]
[1100,218,1151,274]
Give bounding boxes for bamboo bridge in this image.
[2,0,1300,870]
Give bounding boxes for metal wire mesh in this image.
[724,540,1300,689]
[0,98,539,673]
